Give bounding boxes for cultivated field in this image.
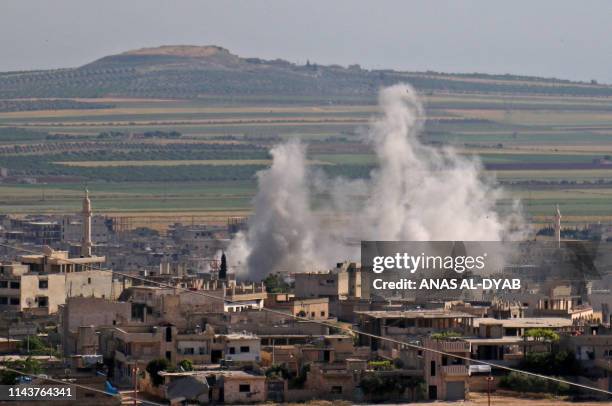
[2,89,612,228]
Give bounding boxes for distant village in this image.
[0,191,611,404]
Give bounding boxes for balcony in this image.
[423,338,470,353]
[441,365,469,377]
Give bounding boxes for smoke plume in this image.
[229,84,523,279]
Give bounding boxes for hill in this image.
[1,45,612,100]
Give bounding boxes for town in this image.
[0,191,610,405]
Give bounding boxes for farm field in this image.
[2,88,612,226]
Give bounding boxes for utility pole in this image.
[486,375,494,406]
[132,366,139,405]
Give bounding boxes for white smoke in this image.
[229,84,523,279]
[228,142,326,279]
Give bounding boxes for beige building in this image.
[266,295,330,320]
[423,337,470,401]
[220,371,266,404]
[356,310,476,352]
[0,253,114,315]
[59,297,132,356]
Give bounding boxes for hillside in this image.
[1,45,612,100]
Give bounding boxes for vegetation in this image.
[146,358,169,387]
[2,46,612,99]
[499,371,571,395]
[288,364,310,389]
[19,335,60,357]
[430,331,463,340]
[263,274,290,293]
[367,360,393,371]
[520,350,581,376]
[360,374,424,400]
[523,328,560,353]
[177,359,194,371]
[265,364,291,380]
[0,357,43,385]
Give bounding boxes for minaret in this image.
[554,205,562,248]
[81,188,92,257]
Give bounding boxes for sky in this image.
[2,0,612,82]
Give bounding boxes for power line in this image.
[1,242,611,397]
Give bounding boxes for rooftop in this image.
[356,310,476,319]
[474,317,573,328]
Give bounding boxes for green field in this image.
[2,89,612,223]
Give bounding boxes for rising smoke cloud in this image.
[228,84,523,279]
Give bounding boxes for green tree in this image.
[146,358,169,387]
[263,274,289,293]
[177,359,193,371]
[524,328,560,353]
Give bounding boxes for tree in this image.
[178,359,193,372]
[146,358,169,387]
[524,328,559,353]
[265,364,290,380]
[263,274,289,293]
[219,252,227,280]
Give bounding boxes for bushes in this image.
[520,350,580,376]
[367,360,393,371]
[265,364,290,380]
[499,371,570,395]
[360,374,423,398]
[177,359,193,372]
[146,358,169,387]
[430,331,462,340]
[19,335,59,357]
[0,357,43,385]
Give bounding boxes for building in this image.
[222,332,261,364]
[59,297,132,356]
[356,310,476,351]
[423,337,470,401]
[0,249,113,314]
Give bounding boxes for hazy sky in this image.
[2,0,612,82]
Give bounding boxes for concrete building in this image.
[59,297,132,356]
[0,249,113,315]
[423,337,470,401]
[356,310,476,352]
[266,294,330,320]
[222,332,261,364]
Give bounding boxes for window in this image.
[331,386,342,394]
[0,297,7,305]
[311,312,315,317]
[238,384,250,393]
[38,280,48,289]
[10,297,19,305]
[430,360,436,377]
[9,282,19,289]
[183,347,194,355]
[165,326,172,342]
[321,311,325,317]
[240,346,250,353]
[87,277,91,284]
[199,347,206,355]
[38,297,48,307]
[0,281,7,288]
[165,351,171,360]
[229,347,236,354]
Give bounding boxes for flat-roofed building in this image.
[356,310,476,351]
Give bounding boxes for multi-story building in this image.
[423,337,470,401]
[356,310,476,352]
